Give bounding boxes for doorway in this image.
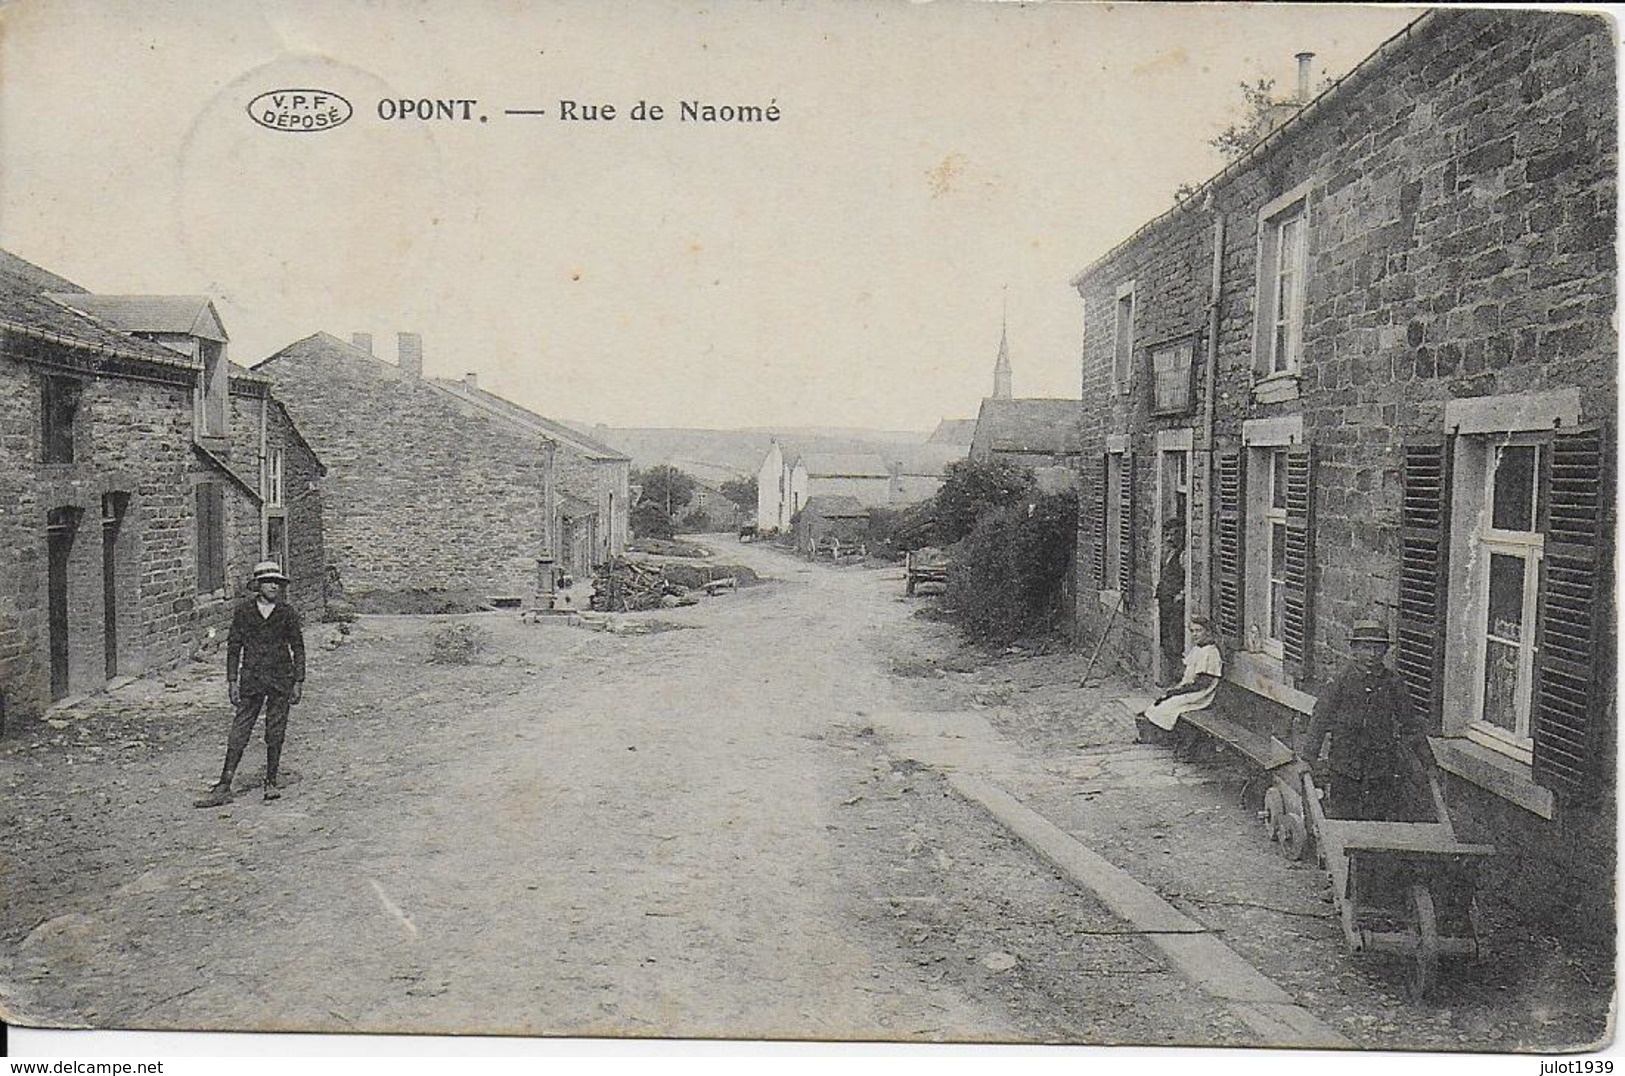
[47,506,81,700]
[1154,444,1193,685]
[102,493,128,681]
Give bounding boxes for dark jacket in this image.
[1300,660,1423,781]
[226,598,306,694]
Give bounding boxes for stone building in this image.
[0,250,324,717]
[968,397,1084,483]
[788,454,892,518]
[1070,10,1615,938]
[794,494,870,555]
[256,332,627,605]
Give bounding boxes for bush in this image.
[935,458,1038,544]
[426,622,490,664]
[944,490,1077,644]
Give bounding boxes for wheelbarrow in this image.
[1299,767,1495,999]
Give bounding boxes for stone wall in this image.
[1070,9,1616,942]
[0,353,261,716]
[258,335,548,603]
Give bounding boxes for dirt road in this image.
[1,538,1226,1045]
[4,538,1608,1051]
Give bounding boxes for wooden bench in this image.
[1179,709,1295,770]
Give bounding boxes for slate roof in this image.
[0,249,207,370]
[802,493,869,518]
[973,398,1082,455]
[45,293,228,342]
[928,418,977,446]
[796,453,891,479]
[889,443,969,477]
[431,377,630,461]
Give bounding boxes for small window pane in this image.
[1492,445,1538,531]
[1271,451,1289,509]
[1481,638,1521,733]
[1486,552,1525,642]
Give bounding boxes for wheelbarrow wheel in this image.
[1408,883,1440,1000]
[1281,808,1309,861]
[1262,786,1284,842]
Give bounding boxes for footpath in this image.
[870,573,1613,1054]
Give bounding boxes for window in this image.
[1104,453,1124,588]
[41,375,82,463]
[1094,447,1133,603]
[265,448,285,507]
[195,342,228,438]
[1151,339,1195,415]
[1112,282,1135,394]
[1254,183,1312,385]
[266,515,288,570]
[195,482,226,593]
[1256,448,1290,657]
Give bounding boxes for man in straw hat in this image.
[1296,618,1432,821]
[194,560,307,807]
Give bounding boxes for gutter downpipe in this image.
[1202,205,1225,621]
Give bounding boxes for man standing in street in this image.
[194,561,306,807]
[1296,619,1432,821]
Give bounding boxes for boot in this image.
[263,744,282,801]
[193,778,234,808]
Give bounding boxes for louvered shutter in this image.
[1281,445,1315,678]
[1117,451,1134,602]
[1396,439,1451,729]
[1092,453,1107,589]
[1533,428,1604,799]
[1215,447,1245,644]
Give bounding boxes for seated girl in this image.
[1136,616,1222,753]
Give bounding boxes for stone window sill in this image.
[1251,371,1301,405]
[1428,736,1556,819]
[1224,648,1316,714]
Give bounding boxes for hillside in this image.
[568,425,936,475]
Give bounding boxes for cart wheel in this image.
[1262,786,1284,842]
[1408,883,1440,1000]
[1281,810,1309,861]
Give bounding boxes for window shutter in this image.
[1092,453,1107,589]
[1117,451,1134,601]
[1215,447,1245,644]
[1533,428,1604,800]
[1396,438,1451,729]
[1282,444,1315,678]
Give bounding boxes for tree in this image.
[933,457,1038,544]
[633,465,697,523]
[944,489,1078,644]
[631,500,675,540]
[720,476,758,512]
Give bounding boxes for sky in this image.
[0,1,1426,432]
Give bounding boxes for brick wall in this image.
[257,335,548,602]
[1072,9,1616,941]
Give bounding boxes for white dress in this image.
[1142,643,1222,731]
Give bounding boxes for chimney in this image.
[464,372,479,391]
[397,332,423,378]
[351,332,373,355]
[1296,52,1316,104]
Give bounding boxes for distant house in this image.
[0,250,324,715]
[788,454,891,517]
[684,477,744,532]
[755,438,798,533]
[968,397,1083,487]
[795,494,870,555]
[887,444,969,505]
[256,331,625,606]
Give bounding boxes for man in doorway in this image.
[194,561,306,807]
[1296,619,1432,821]
[1154,524,1185,683]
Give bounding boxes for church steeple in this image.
[992,290,1012,400]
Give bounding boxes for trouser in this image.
[221,688,290,784]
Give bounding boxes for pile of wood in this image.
[591,557,696,612]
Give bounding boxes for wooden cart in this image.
[1295,768,1495,999]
